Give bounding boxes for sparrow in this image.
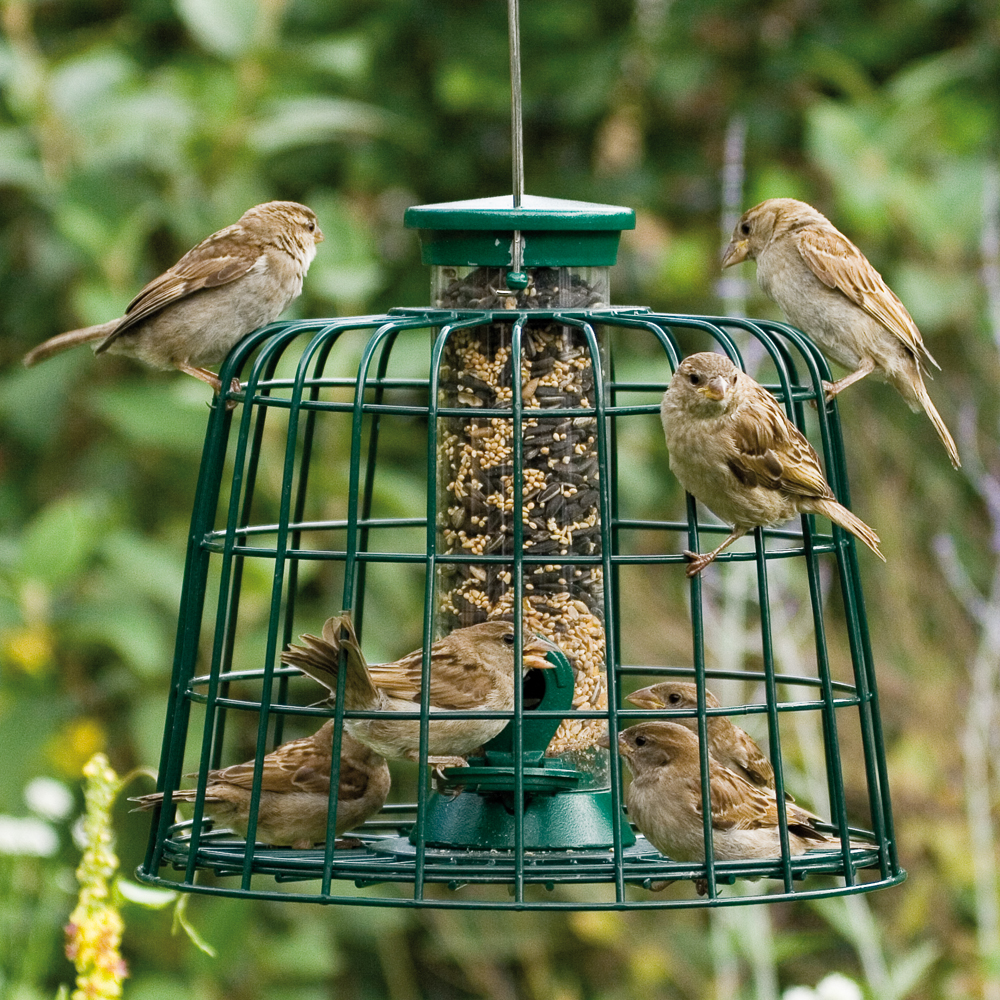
[130,722,389,849]
[660,352,884,576]
[604,721,840,865]
[282,613,561,768]
[23,201,323,402]
[626,681,775,790]
[721,197,960,468]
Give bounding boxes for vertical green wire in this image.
[511,315,527,904]
[142,392,234,878]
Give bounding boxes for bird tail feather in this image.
[282,611,379,706]
[128,789,204,811]
[22,321,119,367]
[913,380,961,469]
[815,500,886,562]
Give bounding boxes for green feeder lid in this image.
[404,194,636,268]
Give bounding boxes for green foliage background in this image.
[0,0,997,997]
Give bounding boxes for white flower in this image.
[783,973,864,1000]
[816,973,863,1000]
[25,776,75,822]
[0,815,59,856]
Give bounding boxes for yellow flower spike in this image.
[64,754,128,999]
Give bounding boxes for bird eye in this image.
[634,735,647,747]
[502,632,516,646]
[740,222,751,235]
[307,222,316,231]
[668,693,681,705]
[688,373,700,385]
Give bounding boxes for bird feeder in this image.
[135,0,902,909]
[135,189,903,908]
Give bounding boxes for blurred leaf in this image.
[99,532,185,611]
[117,878,177,909]
[17,495,107,591]
[72,598,172,677]
[0,127,44,192]
[174,0,265,59]
[257,916,341,978]
[0,352,84,448]
[884,941,940,999]
[299,37,372,79]
[250,96,405,153]
[172,893,218,957]
[86,383,210,454]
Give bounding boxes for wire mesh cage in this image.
[135,195,903,910]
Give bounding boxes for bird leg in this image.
[820,358,876,405]
[683,527,747,577]
[175,362,243,410]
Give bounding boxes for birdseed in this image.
[435,266,608,753]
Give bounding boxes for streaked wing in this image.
[792,224,937,368]
[101,227,263,344]
[368,638,495,710]
[212,733,331,794]
[702,761,779,831]
[729,383,833,499]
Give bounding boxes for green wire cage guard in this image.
[136,194,903,910]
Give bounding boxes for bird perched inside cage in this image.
[627,681,776,791]
[660,351,884,576]
[603,722,844,870]
[721,197,960,468]
[130,722,389,849]
[23,201,323,404]
[282,613,560,768]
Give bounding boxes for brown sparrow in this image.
[604,722,840,865]
[282,613,561,768]
[130,722,389,849]
[23,201,323,401]
[722,197,960,468]
[627,681,775,790]
[660,352,884,576]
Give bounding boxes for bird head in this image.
[626,681,719,711]
[465,621,561,672]
[669,352,740,410]
[242,201,325,246]
[721,197,824,267]
[609,722,699,776]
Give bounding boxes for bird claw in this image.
[807,381,838,410]
[682,550,713,577]
[221,376,243,411]
[333,836,364,850]
[430,758,469,796]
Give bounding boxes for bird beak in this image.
[522,633,561,670]
[721,238,748,268]
[314,226,325,243]
[595,730,611,749]
[697,376,727,402]
[625,686,664,710]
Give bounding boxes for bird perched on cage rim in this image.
[130,721,389,850]
[23,201,323,406]
[721,197,959,468]
[282,613,561,768]
[659,351,885,576]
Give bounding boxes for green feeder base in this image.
[420,785,635,851]
[414,647,634,850]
